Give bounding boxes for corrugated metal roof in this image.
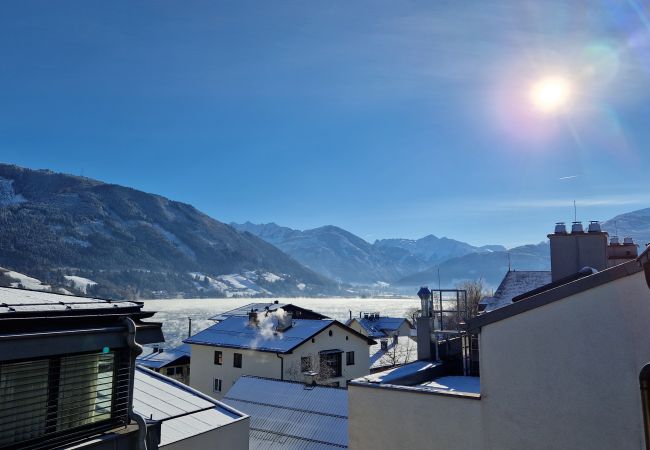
[355,317,408,338]
[133,366,246,446]
[137,343,191,369]
[480,270,552,312]
[224,376,348,449]
[185,317,333,353]
[209,302,289,321]
[0,286,140,316]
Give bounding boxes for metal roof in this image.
[208,302,328,321]
[184,316,334,353]
[353,316,409,338]
[137,344,191,369]
[133,366,247,446]
[224,376,348,450]
[0,286,141,317]
[479,270,552,313]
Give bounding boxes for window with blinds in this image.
[0,350,131,449]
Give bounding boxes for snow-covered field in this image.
[142,297,421,348]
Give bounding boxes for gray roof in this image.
[0,286,141,317]
[470,259,644,332]
[137,344,191,369]
[185,317,373,353]
[208,302,328,322]
[351,316,411,338]
[133,366,246,447]
[224,376,348,450]
[480,270,551,312]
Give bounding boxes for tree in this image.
[377,336,417,369]
[456,278,489,320]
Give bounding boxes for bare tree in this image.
[456,278,487,320]
[405,306,421,326]
[377,337,417,369]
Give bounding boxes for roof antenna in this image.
[573,200,577,223]
[437,267,441,290]
[507,252,511,271]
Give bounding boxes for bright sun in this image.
[530,76,571,113]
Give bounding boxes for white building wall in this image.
[349,268,650,450]
[479,269,650,450]
[189,324,370,399]
[349,386,482,450]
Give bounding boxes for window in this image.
[0,351,121,448]
[213,378,222,392]
[319,351,342,378]
[381,340,388,351]
[233,352,242,368]
[214,350,222,365]
[393,335,398,345]
[328,330,333,336]
[175,366,183,375]
[166,367,174,376]
[346,351,355,366]
[301,356,312,372]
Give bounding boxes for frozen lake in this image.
[142,297,421,348]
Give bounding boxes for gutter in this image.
[123,317,149,450]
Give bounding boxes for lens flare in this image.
[530,76,571,113]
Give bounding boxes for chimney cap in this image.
[554,222,567,234]
[571,222,584,233]
[588,221,602,233]
[624,237,634,245]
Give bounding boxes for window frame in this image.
[301,356,312,372]
[233,352,243,368]
[214,350,223,365]
[346,351,355,366]
[213,378,222,392]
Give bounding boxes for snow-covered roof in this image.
[480,270,552,312]
[133,366,247,447]
[358,360,441,384]
[369,336,418,371]
[418,376,480,394]
[0,285,141,316]
[137,344,191,369]
[352,316,411,338]
[209,302,327,321]
[185,316,334,353]
[224,376,348,450]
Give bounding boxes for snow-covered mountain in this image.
[0,164,335,299]
[602,208,650,246]
[232,222,507,284]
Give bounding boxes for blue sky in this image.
[1,1,650,247]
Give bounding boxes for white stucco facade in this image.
[349,264,650,450]
[190,323,371,399]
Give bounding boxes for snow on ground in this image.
[0,179,26,206]
[4,270,51,291]
[262,272,283,283]
[64,275,97,294]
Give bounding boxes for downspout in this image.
[123,317,148,450]
[275,353,284,381]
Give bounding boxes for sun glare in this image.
[530,76,571,113]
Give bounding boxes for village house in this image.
[348,221,650,450]
[209,301,329,322]
[346,313,417,372]
[137,343,191,384]
[184,308,374,399]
